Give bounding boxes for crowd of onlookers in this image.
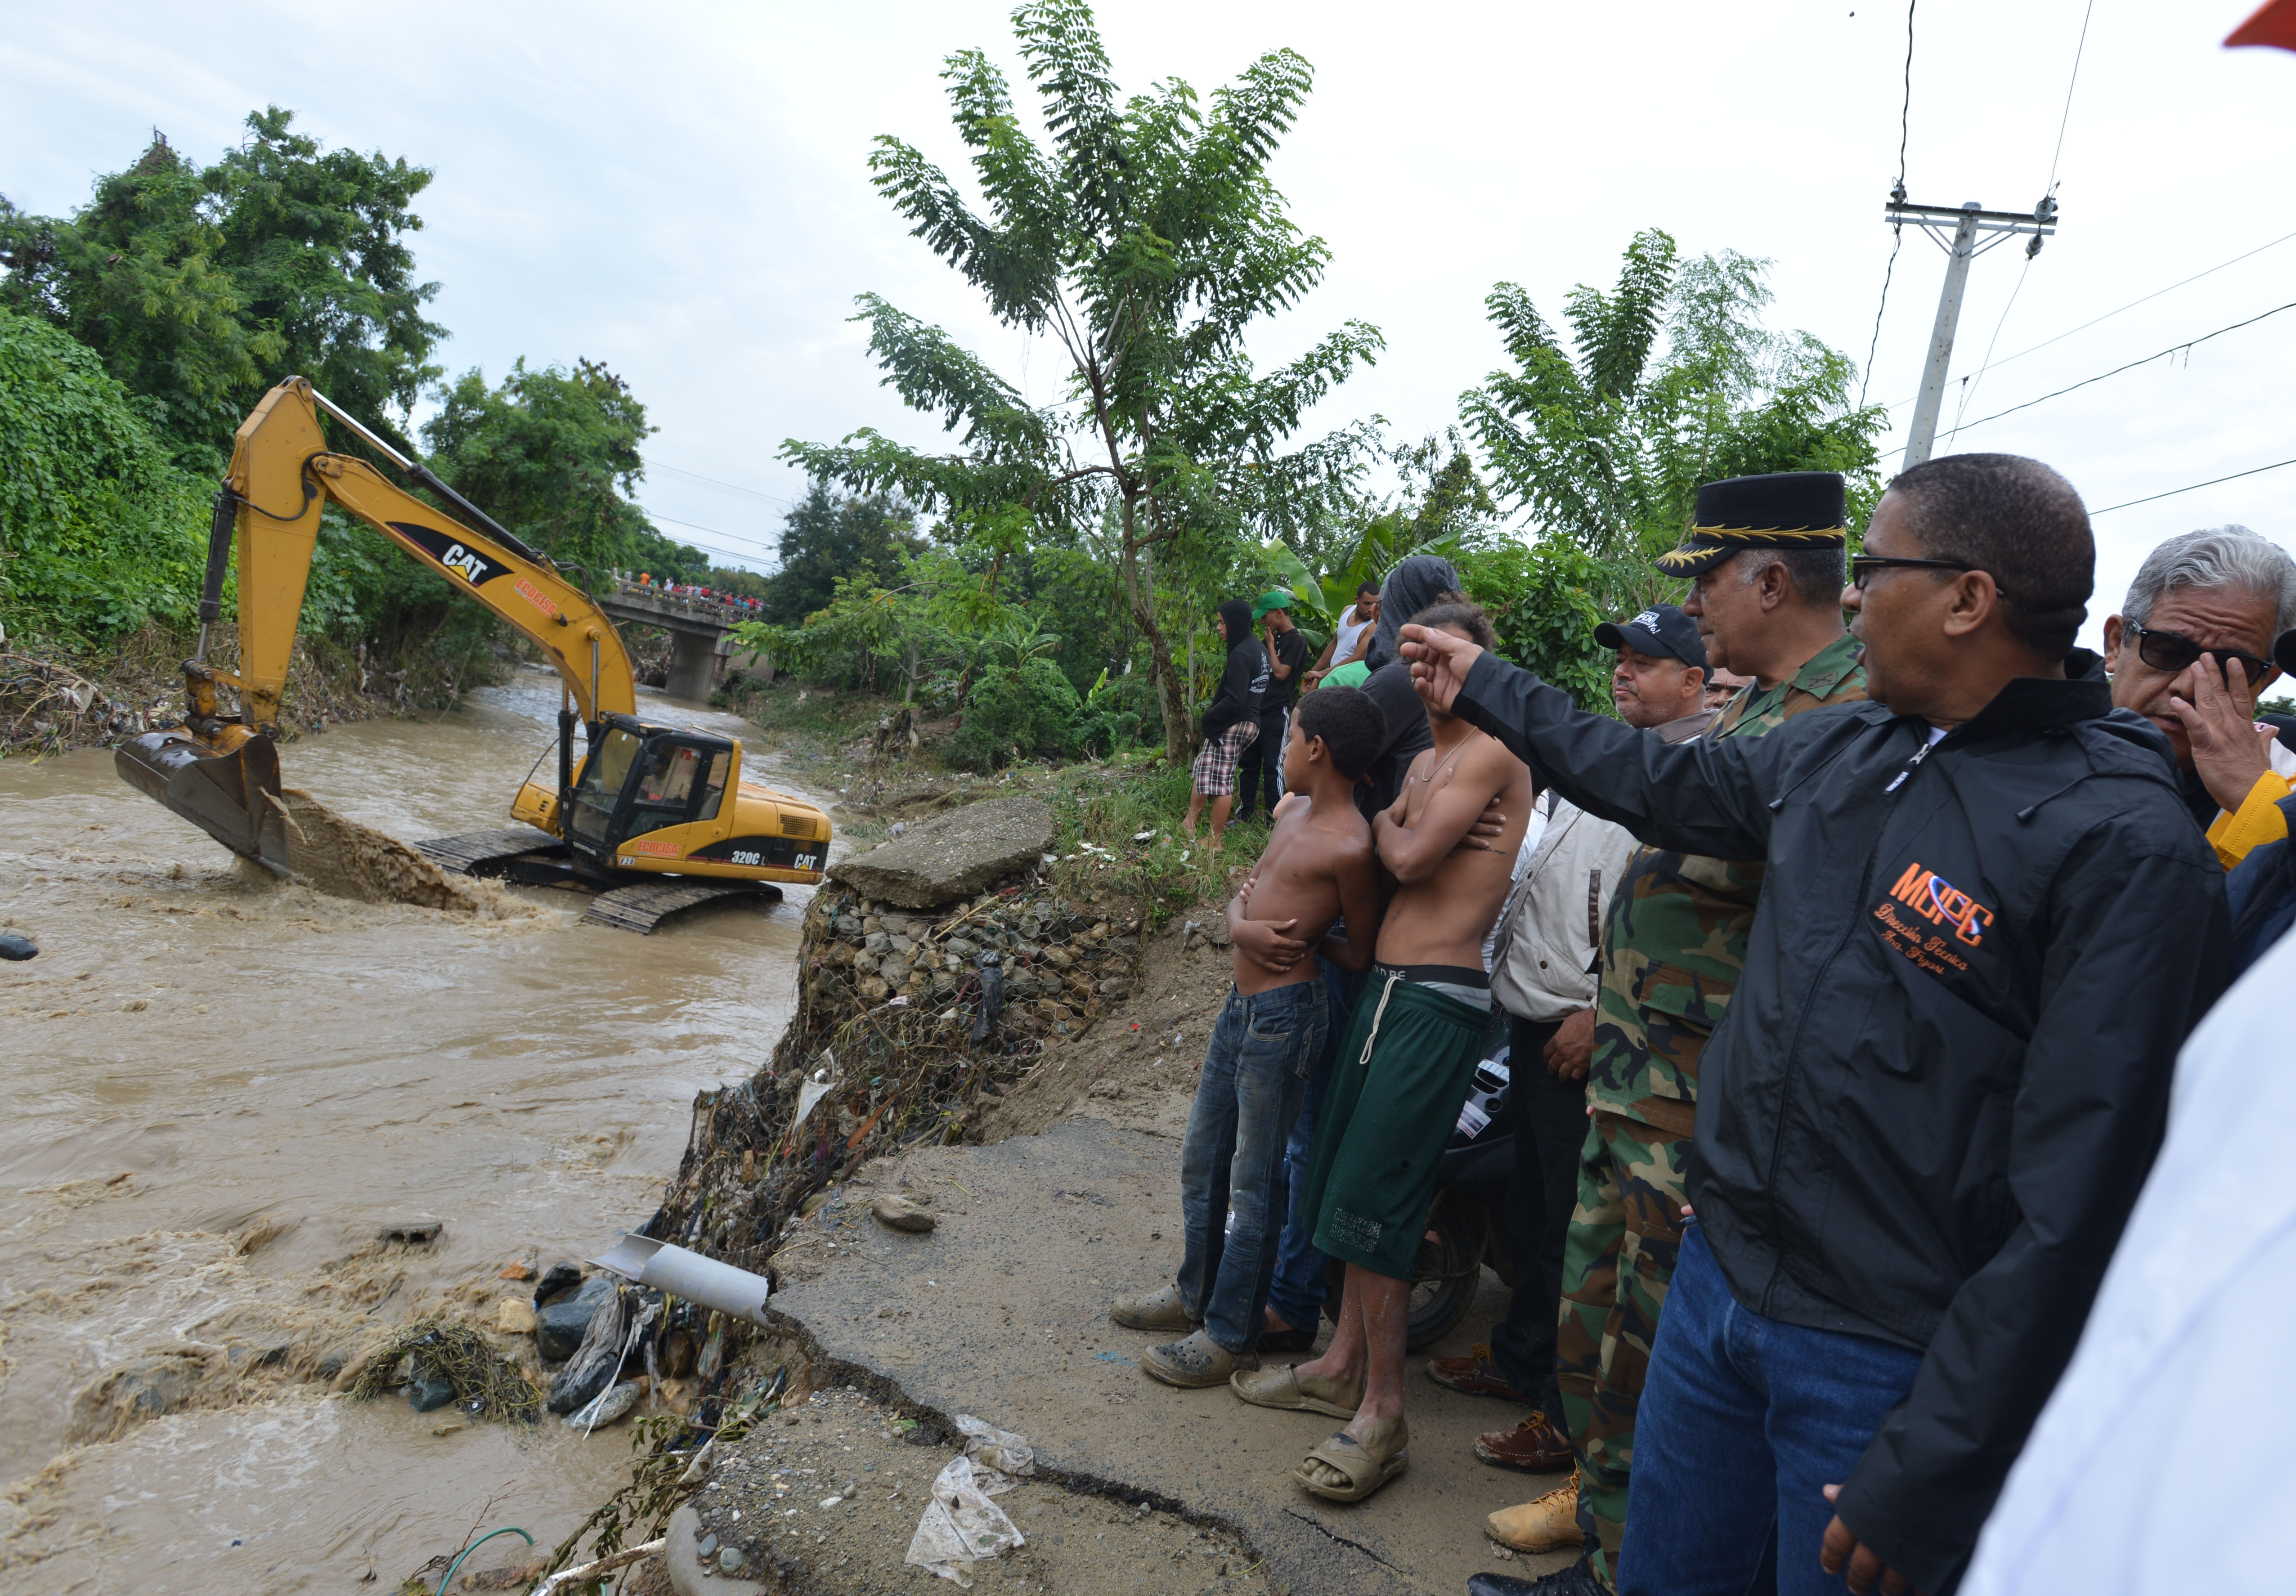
[620,570,764,618]
[1127,454,2296,1596]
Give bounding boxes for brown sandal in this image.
[1229,1363,1362,1418]
[1293,1417,1408,1502]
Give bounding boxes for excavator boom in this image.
[118,377,637,868]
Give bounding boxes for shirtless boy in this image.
[1111,688,1389,1386]
[1232,599,1534,1506]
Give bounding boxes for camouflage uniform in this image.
[1556,632,1867,1590]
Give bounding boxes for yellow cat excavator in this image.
[114,376,830,932]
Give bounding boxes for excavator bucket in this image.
[115,731,291,876]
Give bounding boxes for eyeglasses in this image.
[1849,555,2008,595]
[2126,621,2276,685]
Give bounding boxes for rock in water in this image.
[563,1379,641,1430]
[536,1276,616,1363]
[0,933,36,961]
[532,1261,583,1308]
[496,1298,538,1335]
[871,1193,937,1233]
[826,797,1055,909]
[406,1364,457,1413]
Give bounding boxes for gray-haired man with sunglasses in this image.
[2101,526,2296,858]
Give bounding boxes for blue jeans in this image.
[1177,980,1325,1354]
[1266,958,1362,1332]
[1619,1222,1925,1596]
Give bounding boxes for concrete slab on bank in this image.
[767,1114,1575,1596]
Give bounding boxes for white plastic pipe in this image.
[590,1233,771,1326]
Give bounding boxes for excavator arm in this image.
[203,377,635,727]
[117,376,636,871]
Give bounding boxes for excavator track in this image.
[414,826,565,877]
[579,878,784,934]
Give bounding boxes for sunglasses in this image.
[2126,621,2276,685]
[1848,555,2009,595]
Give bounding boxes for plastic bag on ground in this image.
[954,1413,1034,1481]
[902,1455,1025,1587]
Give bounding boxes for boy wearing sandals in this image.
[1232,599,1533,1504]
[1111,688,1388,1385]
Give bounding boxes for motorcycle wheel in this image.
[1318,1193,1489,1352]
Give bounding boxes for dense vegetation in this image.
[0,109,710,664]
[736,0,1885,768]
[3,8,1884,764]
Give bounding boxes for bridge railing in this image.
[605,577,762,626]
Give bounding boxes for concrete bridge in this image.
[597,584,769,701]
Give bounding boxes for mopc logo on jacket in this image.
[1873,861,1997,977]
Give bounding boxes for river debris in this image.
[647,882,1142,1287]
[274,790,532,916]
[346,1318,543,1423]
[0,932,36,960]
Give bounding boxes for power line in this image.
[1858,0,1919,412]
[1883,225,2296,412]
[1944,298,2296,436]
[1947,256,2032,447]
[650,461,798,507]
[2045,0,2096,194]
[637,506,779,555]
[2091,454,2296,516]
[1945,0,2094,445]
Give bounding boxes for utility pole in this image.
[1888,194,2058,471]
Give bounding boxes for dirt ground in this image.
[673,1384,1274,1596]
[729,920,1571,1596]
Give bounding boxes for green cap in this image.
[1251,589,1294,620]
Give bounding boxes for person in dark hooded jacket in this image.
[1404,453,2230,1596]
[1185,599,1271,847]
[1351,556,1454,823]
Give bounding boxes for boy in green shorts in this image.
[1233,600,1534,1505]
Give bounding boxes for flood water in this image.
[0,668,830,1593]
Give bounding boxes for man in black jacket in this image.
[1405,453,2230,1596]
[1184,598,1270,848]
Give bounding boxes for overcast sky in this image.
[6,0,2291,645]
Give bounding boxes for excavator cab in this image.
[563,720,734,862]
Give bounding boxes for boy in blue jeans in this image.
[1111,688,1387,1385]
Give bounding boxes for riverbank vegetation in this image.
[3,5,1883,803]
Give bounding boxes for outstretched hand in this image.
[1399,623,1484,713]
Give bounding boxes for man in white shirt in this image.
[1961,921,2296,1596]
[1306,582,1381,690]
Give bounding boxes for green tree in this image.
[759,482,923,625]
[419,358,698,591]
[1462,230,1887,597]
[0,305,207,640]
[0,108,444,471]
[784,0,1384,761]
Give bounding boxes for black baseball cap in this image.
[1595,603,1709,672]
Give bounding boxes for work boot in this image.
[1140,1329,1257,1389]
[1474,1412,1573,1472]
[1468,1562,1605,1596]
[1110,1281,1197,1332]
[1425,1345,1528,1402]
[1487,1479,1583,1553]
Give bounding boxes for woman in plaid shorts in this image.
[1184,598,1271,847]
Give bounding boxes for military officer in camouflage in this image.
[1482,473,1869,1596]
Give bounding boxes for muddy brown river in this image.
[0,670,829,1593]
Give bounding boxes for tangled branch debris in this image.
[345,1318,543,1423]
